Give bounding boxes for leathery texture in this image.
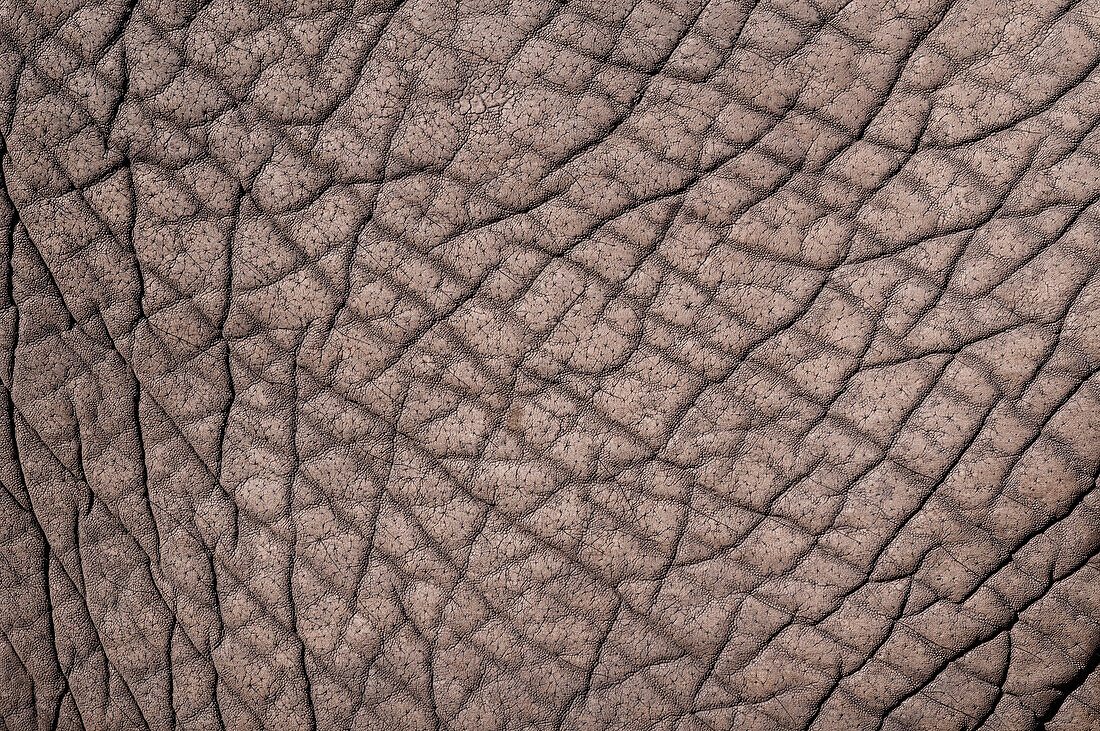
[1,0,1099,727]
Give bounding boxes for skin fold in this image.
[0,0,1099,728]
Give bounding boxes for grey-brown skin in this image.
[1,0,1099,728]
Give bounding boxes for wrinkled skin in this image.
[0,0,1099,727]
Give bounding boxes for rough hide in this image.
[0,0,1099,728]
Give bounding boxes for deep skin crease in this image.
[0,0,1099,728]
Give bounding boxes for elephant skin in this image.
[0,0,1099,728]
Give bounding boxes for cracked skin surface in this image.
[0,0,1099,728]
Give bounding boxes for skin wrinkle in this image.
[1,0,1100,729]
